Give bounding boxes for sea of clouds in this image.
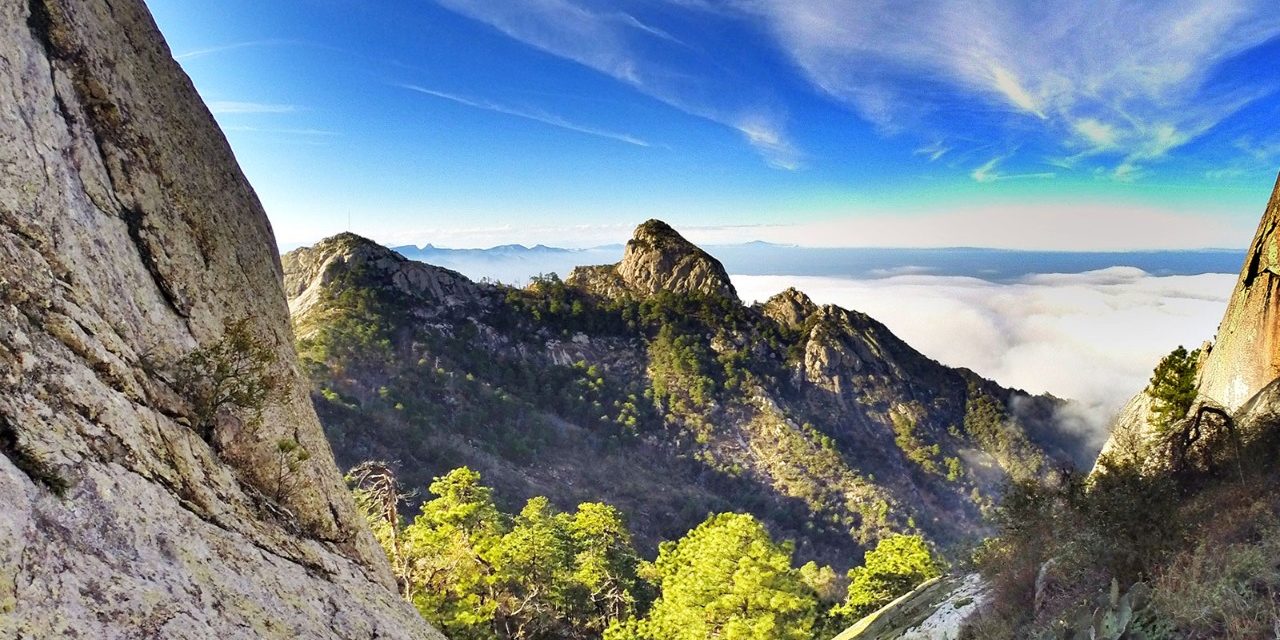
[734,269,1237,448]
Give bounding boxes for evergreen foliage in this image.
[174,316,283,439]
[351,466,929,640]
[1146,345,1200,433]
[835,534,943,620]
[606,513,820,640]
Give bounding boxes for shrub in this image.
[174,317,283,441]
[270,438,311,501]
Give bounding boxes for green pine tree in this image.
[1147,345,1201,433]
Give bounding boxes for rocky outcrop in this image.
[0,0,440,637]
[568,219,739,301]
[1092,389,1157,470]
[761,287,818,330]
[1096,174,1280,470]
[1197,173,1280,412]
[283,232,481,333]
[833,574,989,640]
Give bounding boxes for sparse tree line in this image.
[350,465,943,640]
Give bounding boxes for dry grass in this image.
[1147,484,1280,639]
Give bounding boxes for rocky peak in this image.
[569,219,739,301]
[1196,172,1280,412]
[283,232,480,327]
[762,287,818,329]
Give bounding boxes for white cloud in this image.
[174,39,299,61]
[399,84,651,147]
[739,0,1280,174]
[735,269,1237,446]
[969,155,1055,183]
[206,101,297,115]
[914,141,951,162]
[432,0,801,169]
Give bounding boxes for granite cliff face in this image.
[0,0,439,636]
[1098,173,1280,466]
[1196,174,1280,412]
[568,219,739,301]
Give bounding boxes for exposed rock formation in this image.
[1197,173,1280,412]
[761,287,818,330]
[568,219,739,301]
[1097,174,1280,468]
[833,574,989,640]
[284,232,481,333]
[0,0,440,636]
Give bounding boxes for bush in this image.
[174,316,282,441]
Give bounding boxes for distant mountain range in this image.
[378,242,1243,287]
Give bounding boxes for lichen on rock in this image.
[0,0,441,636]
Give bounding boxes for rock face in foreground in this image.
[0,0,439,637]
[1197,174,1280,412]
[568,219,739,301]
[833,574,989,640]
[1097,173,1280,466]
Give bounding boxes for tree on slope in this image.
[836,533,943,620]
[606,512,818,640]
[1147,345,1201,433]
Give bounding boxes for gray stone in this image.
[0,0,442,636]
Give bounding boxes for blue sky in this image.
[145,0,1280,250]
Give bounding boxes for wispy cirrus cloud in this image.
[175,39,301,61]
[970,156,1055,183]
[206,101,298,115]
[736,0,1280,176]
[432,0,801,169]
[399,84,650,147]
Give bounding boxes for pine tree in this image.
[1147,345,1200,433]
[837,534,943,620]
[610,512,818,640]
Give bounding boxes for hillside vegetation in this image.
[284,225,1090,571]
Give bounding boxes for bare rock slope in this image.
[1097,172,1280,464]
[0,0,440,637]
[1197,174,1280,412]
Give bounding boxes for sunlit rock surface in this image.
[0,0,441,636]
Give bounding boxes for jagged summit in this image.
[762,287,818,329]
[568,219,739,301]
[1197,172,1280,411]
[283,233,479,331]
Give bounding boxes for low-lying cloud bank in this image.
[735,268,1237,448]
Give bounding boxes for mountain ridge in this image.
[284,222,1094,567]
